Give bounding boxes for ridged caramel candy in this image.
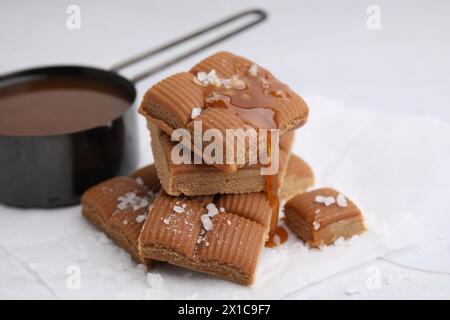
[285,188,366,248]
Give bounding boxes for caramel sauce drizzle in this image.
[203,64,290,130]
[198,62,290,248]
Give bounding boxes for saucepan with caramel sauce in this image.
[0,9,266,207]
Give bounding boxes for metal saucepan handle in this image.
[109,9,267,83]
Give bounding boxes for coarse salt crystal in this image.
[315,209,321,214]
[197,71,207,81]
[227,220,232,226]
[136,214,146,223]
[206,203,219,217]
[201,214,213,231]
[336,194,347,207]
[324,197,335,206]
[191,107,202,119]
[315,195,335,206]
[173,205,185,214]
[249,64,258,76]
[313,221,321,230]
[135,177,144,185]
[220,207,225,212]
[163,218,170,225]
[122,219,128,225]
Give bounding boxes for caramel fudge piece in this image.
[149,123,293,196]
[284,188,366,248]
[279,155,314,201]
[139,51,309,172]
[138,191,269,285]
[81,176,159,266]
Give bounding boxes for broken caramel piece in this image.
[284,188,366,248]
[81,177,157,266]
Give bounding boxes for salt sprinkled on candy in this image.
[313,221,321,230]
[191,107,202,120]
[314,195,335,206]
[135,214,146,223]
[220,207,225,212]
[336,194,347,207]
[201,215,213,231]
[315,195,325,203]
[117,192,149,211]
[172,205,185,214]
[249,64,258,77]
[163,218,170,225]
[197,71,207,82]
[206,69,221,87]
[122,219,128,225]
[324,197,335,206]
[206,203,219,217]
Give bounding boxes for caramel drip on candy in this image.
[264,130,287,247]
[197,63,289,247]
[202,64,289,129]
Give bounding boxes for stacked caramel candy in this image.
[81,52,365,285]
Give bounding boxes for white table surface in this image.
[1,0,449,299]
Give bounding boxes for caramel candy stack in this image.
[82,51,317,285]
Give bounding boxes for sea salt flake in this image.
[249,64,258,76]
[135,177,144,185]
[227,220,232,226]
[315,209,321,214]
[315,195,335,206]
[206,203,219,217]
[206,69,221,87]
[136,214,146,223]
[163,218,170,225]
[191,107,202,119]
[117,192,149,211]
[122,219,128,225]
[197,71,207,81]
[336,194,347,207]
[173,205,185,214]
[201,214,213,231]
[313,221,321,230]
[220,207,225,212]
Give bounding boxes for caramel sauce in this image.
[0,76,131,136]
[265,225,288,248]
[203,64,289,129]
[199,62,290,247]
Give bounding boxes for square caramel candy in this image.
[284,188,366,248]
[138,191,270,286]
[279,155,314,201]
[149,123,293,196]
[81,175,160,267]
[139,51,309,173]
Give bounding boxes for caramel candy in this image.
[139,51,309,173]
[284,188,366,248]
[279,155,314,201]
[138,191,269,285]
[81,176,159,266]
[149,123,293,196]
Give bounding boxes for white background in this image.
[1,0,450,299]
